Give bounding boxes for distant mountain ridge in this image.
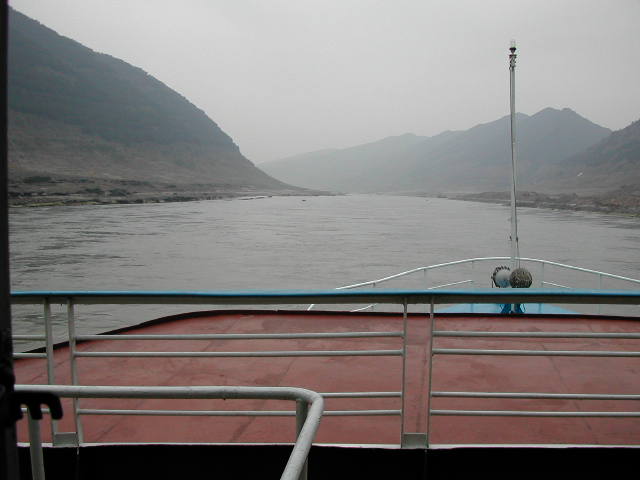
[8,8,296,193]
[261,108,613,194]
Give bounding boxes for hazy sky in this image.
[8,0,640,163]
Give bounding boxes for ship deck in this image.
[13,309,640,447]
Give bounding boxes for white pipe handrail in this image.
[16,384,324,480]
[432,391,640,400]
[433,348,640,357]
[75,331,404,341]
[431,410,640,418]
[334,257,640,291]
[434,331,640,339]
[74,349,403,358]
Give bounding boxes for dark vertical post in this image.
[0,1,20,479]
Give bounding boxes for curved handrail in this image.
[304,257,640,312]
[334,257,640,291]
[16,384,324,480]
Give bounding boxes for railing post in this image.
[295,400,309,480]
[43,298,57,438]
[598,274,603,315]
[425,298,435,448]
[66,298,83,445]
[400,297,428,448]
[400,300,407,443]
[27,410,46,480]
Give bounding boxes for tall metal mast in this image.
[509,41,520,268]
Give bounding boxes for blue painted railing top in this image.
[10,289,640,306]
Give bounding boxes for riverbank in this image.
[446,188,640,216]
[8,176,331,207]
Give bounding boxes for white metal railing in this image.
[11,289,640,449]
[426,319,640,446]
[16,385,324,480]
[305,257,640,312]
[335,257,640,290]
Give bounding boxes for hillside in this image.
[533,118,640,192]
[7,8,305,205]
[261,108,611,194]
[261,133,431,193]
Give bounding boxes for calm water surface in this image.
[9,194,640,340]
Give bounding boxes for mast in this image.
[508,41,519,269]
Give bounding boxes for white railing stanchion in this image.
[43,298,57,438]
[425,297,435,448]
[400,299,408,444]
[66,298,83,444]
[295,399,310,480]
[27,410,45,480]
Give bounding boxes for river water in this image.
[9,194,640,344]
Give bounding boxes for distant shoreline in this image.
[443,190,640,217]
[8,179,334,208]
[10,187,640,216]
[8,191,333,208]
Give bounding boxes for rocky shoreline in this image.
[448,188,640,216]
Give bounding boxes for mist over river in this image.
[9,194,640,345]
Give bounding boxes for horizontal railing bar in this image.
[528,259,640,284]
[433,348,640,357]
[78,409,400,417]
[542,281,571,289]
[434,331,640,339]
[10,288,640,306]
[78,409,297,417]
[427,280,473,290]
[431,410,640,417]
[12,335,45,341]
[321,392,402,398]
[76,349,404,358]
[13,353,47,359]
[326,410,400,416]
[24,392,401,402]
[76,331,404,341]
[349,304,376,312]
[15,384,322,403]
[432,392,640,400]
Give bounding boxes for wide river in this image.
[8,194,640,343]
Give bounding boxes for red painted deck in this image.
[14,310,640,446]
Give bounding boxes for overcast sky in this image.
[9,0,640,163]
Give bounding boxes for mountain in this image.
[260,108,611,194]
[7,8,298,200]
[260,133,431,193]
[533,118,640,192]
